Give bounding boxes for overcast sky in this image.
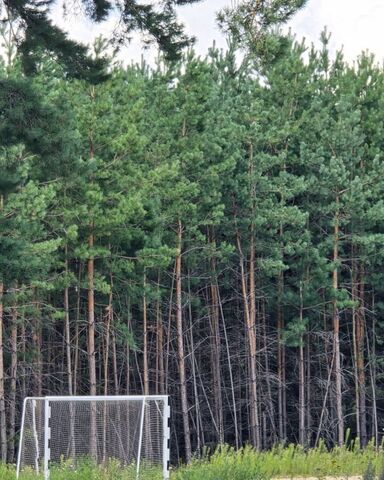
[53,0,384,64]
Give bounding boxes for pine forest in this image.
[1,3,384,471]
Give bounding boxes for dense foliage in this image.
[1,21,384,469]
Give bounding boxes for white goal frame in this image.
[17,395,170,480]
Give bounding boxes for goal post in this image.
[17,395,170,480]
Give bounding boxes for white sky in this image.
[52,0,384,64]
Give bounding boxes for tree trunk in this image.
[64,251,75,459]
[156,276,165,395]
[357,265,367,446]
[64,250,73,396]
[8,297,18,462]
[209,231,224,444]
[112,329,119,395]
[298,284,305,446]
[306,330,312,446]
[0,283,6,462]
[73,264,82,396]
[187,276,201,453]
[333,195,344,446]
[217,285,239,448]
[236,230,260,449]
[352,253,360,442]
[143,272,149,396]
[261,298,276,446]
[88,231,97,458]
[165,264,175,395]
[176,220,192,462]
[102,282,112,464]
[31,297,43,399]
[277,270,286,443]
[368,291,378,446]
[126,300,132,395]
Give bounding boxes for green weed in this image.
[174,443,383,480]
[173,445,267,480]
[8,443,384,480]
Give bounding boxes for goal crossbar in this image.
[17,395,170,480]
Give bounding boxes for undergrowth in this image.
[2,458,163,479]
[5,442,384,479]
[174,442,384,479]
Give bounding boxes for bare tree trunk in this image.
[261,299,276,446]
[236,230,260,449]
[104,300,112,397]
[165,264,175,395]
[87,92,98,457]
[31,297,43,399]
[64,291,73,395]
[277,270,286,443]
[187,276,201,453]
[0,282,6,462]
[64,249,75,460]
[73,264,82,396]
[176,220,192,462]
[8,297,18,462]
[357,266,367,446]
[112,329,119,395]
[315,345,335,447]
[156,276,165,395]
[217,286,239,448]
[143,272,149,396]
[209,288,224,443]
[64,250,73,396]
[20,321,26,401]
[88,231,97,458]
[248,143,260,449]
[306,330,312,446]
[367,292,378,446]
[126,300,132,395]
[333,195,344,447]
[209,232,224,444]
[102,280,112,464]
[298,283,305,446]
[110,305,123,459]
[352,256,360,442]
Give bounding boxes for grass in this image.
[3,459,163,479]
[175,443,384,480]
[251,441,384,478]
[173,446,266,480]
[7,442,384,479]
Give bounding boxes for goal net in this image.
[17,395,170,480]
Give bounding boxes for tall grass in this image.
[174,442,384,480]
[6,442,384,479]
[173,446,266,480]
[9,459,163,479]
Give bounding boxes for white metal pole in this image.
[136,397,146,480]
[44,399,51,480]
[16,398,28,479]
[32,399,40,474]
[163,397,170,480]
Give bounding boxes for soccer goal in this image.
[16,395,170,480]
